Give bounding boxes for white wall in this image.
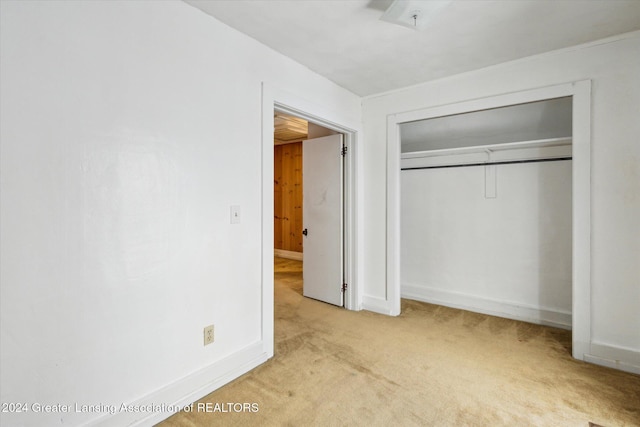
[401,160,572,328]
[0,1,360,426]
[362,33,640,369]
[307,122,338,139]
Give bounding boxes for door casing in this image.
[261,82,361,358]
[386,81,592,360]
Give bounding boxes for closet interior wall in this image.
[400,103,573,329]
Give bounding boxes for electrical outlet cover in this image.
[204,325,214,346]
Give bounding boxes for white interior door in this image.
[302,134,344,306]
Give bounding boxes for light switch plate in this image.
[230,205,240,224]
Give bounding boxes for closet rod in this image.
[401,157,572,171]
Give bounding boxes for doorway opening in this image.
[273,112,347,307]
[260,83,361,358]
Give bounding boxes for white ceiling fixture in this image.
[380,0,452,30]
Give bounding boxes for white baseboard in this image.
[584,342,640,375]
[274,249,303,261]
[88,342,268,427]
[402,284,572,330]
[362,295,394,315]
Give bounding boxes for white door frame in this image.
[261,83,361,358]
[386,81,592,360]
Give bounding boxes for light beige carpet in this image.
[160,258,640,426]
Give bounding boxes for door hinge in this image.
[341,283,348,292]
[341,146,347,156]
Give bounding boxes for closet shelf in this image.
[401,137,572,159]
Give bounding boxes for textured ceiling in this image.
[184,0,640,96]
[274,113,308,143]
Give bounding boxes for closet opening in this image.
[386,81,591,360]
[399,97,573,331]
